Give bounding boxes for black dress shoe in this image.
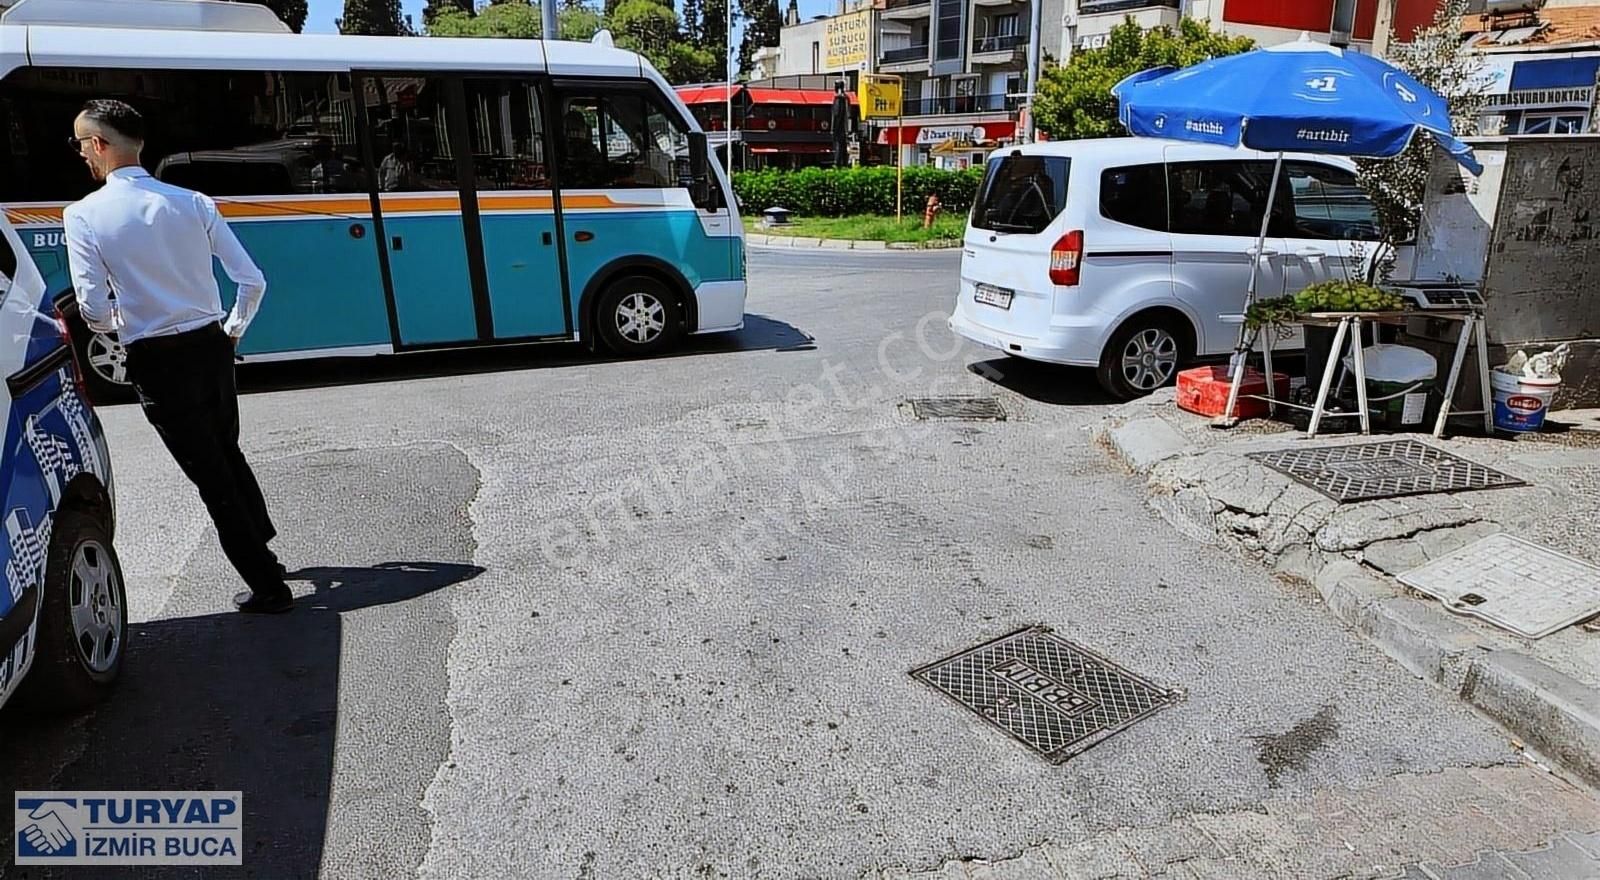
[233,590,294,614]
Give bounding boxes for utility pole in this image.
[1022,0,1043,142]
[1372,0,1399,58]
[1330,0,1357,47]
[543,0,558,40]
[727,0,736,171]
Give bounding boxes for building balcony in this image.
[902,93,1020,117]
[1077,0,1177,13]
[971,32,1027,61]
[879,44,931,64]
[972,0,1022,8]
[880,0,930,19]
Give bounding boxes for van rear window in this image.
[970,153,1070,234]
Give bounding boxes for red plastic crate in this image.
[1175,366,1290,419]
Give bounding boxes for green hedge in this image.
[731,166,986,218]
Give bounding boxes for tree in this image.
[231,0,309,31]
[681,0,704,44]
[610,0,679,57]
[737,0,779,77]
[338,0,408,34]
[427,0,602,39]
[700,0,728,63]
[423,0,474,26]
[1033,17,1253,141]
[663,42,720,83]
[1355,0,1486,281]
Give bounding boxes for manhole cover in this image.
[1399,533,1600,639]
[907,397,1007,421]
[1247,439,1523,504]
[912,626,1179,763]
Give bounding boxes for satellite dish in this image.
[592,29,614,48]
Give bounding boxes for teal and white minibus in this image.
[0,0,746,400]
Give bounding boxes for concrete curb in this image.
[1104,417,1195,474]
[1317,560,1600,790]
[745,232,961,250]
[1100,419,1600,791]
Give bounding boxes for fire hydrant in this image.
[923,194,942,230]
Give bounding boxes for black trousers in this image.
[125,322,287,597]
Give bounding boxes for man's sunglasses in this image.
[67,135,101,154]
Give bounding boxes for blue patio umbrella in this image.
[1111,35,1483,418]
[1113,36,1481,174]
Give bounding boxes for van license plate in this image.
[975,284,1013,309]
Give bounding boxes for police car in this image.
[0,203,126,712]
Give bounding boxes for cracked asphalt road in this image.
[1,248,1595,878]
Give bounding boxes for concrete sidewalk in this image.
[1096,390,1600,791]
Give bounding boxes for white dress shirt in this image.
[63,166,266,344]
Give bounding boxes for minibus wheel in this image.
[61,308,137,405]
[596,275,682,356]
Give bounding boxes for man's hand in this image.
[22,805,73,854]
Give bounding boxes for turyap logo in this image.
[16,792,242,866]
[1184,119,1225,136]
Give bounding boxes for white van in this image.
[950,138,1383,399]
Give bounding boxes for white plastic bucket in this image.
[1490,370,1561,433]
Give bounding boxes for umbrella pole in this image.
[1218,151,1285,427]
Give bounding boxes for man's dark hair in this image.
[80,99,145,143]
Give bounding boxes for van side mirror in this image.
[687,131,717,209]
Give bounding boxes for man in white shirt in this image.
[64,99,294,614]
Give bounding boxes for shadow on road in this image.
[211,312,815,400]
[0,561,483,879]
[966,357,1121,407]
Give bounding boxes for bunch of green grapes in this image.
[1293,280,1404,313]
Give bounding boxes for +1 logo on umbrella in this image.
[1305,75,1339,93]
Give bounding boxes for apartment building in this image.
[767,0,1462,169]
[1067,0,1448,59]
[1465,0,1600,136]
[873,0,1065,167]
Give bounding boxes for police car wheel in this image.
[597,276,682,356]
[16,508,127,713]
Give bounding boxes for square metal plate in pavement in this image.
[1247,439,1523,503]
[1399,533,1600,639]
[911,626,1180,763]
[906,397,1007,421]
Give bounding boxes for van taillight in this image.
[1050,230,1083,286]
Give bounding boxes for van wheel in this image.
[1097,318,1188,401]
[65,312,136,405]
[15,508,127,713]
[596,275,682,356]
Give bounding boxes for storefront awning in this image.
[745,88,857,106]
[750,144,836,154]
[876,121,1016,146]
[1511,55,1600,90]
[676,84,741,105]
